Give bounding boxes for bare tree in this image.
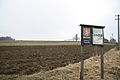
[73,34,80,41]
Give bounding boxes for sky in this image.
[0,0,120,41]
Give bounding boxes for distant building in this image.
[104,38,109,43]
[110,38,116,43]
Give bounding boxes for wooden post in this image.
[101,46,104,79]
[80,45,84,80]
[96,46,97,56]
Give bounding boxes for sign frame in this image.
[80,24,105,46]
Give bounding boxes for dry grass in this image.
[0,41,80,46]
[14,48,120,80]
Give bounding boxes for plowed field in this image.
[0,43,115,75]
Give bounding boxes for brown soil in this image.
[16,48,120,80]
[0,45,115,75]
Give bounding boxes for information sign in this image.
[92,28,104,45]
[79,24,105,80]
[80,24,104,46]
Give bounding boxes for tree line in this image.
[0,36,15,40]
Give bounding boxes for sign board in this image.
[82,27,91,44]
[92,28,104,45]
[79,24,105,80]
[80,24,105,46]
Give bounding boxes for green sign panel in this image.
[82,27,91,45]
[83,27,91,39]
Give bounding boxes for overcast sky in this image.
[0,0,120,41]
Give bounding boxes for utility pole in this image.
[115,14,120,50]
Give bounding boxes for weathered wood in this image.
[80,45,84,80]
[101,46,104,79]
